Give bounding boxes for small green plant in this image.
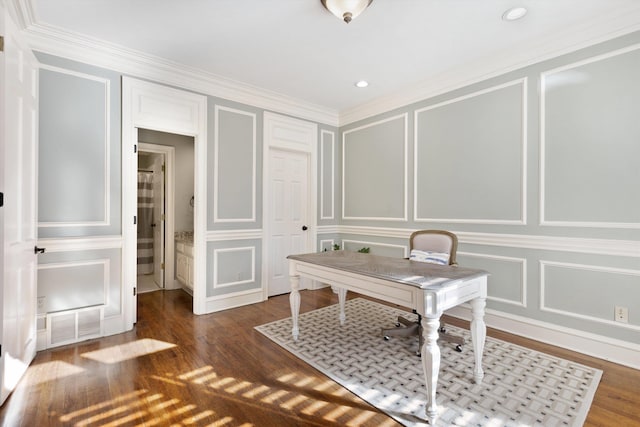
[333,244,341,251]
[357,247,370,253]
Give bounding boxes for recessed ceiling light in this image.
[355,80,369,88]
[502,7,527,21]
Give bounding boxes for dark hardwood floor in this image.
[0,288,638,426]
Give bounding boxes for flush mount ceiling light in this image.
[355,80,369,88]
[321,0,373,23]
[502,6,528,21]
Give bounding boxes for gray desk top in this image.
[288,250,488,290]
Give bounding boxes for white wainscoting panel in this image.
[414,79,527,225]
[320,130,335,220]
[213,246,256,288]
[458,251,527,308]
[540,260,640,331]
[38,65,111,228]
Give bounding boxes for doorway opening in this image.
[137,148,167,293]
[136,129,194,297]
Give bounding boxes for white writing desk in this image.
[287,250,488,424]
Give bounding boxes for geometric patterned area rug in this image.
[255,298,602,427]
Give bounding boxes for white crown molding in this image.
[23,23,339,127]
[339,11,640,126]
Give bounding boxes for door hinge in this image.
[133,215,137,225]
[161,213,165,221]
[161,263,165,270]
[134,144,137,153]
[133,287,137,296]
[161,164,165,172]
[0,192,3,207]
[0,36,4,53]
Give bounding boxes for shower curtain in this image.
[137,171,154,275]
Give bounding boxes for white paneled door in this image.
[152,154,165,288]
[267,150,310,296]
[0,6,39,404]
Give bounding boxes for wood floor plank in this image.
[0,288,638,426]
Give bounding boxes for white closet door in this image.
[267,149,310,296]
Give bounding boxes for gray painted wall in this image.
[332,31,640,347]
[35,29,640,355]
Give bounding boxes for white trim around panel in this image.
[413,78,527,225]
[206,229,263,241]
[320,130,335,220]
[342,113,408,222]
[37,64,111,228]
[539,43,640,230]
[328,226,640,258]
[37,236,123,252]
[38,259,111,307]
[539,260,640,332]
[458,251,527,308]
[319,239,335,252]
[342,239,408,257]
[213,246,256,288]
[213,105,257,223]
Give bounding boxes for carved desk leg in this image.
[421,315,441,424]
[470,297,487,383]
[337,287,347,325]
[290,274,301,341]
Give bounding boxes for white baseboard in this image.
[446,305,640,370]
[205,289,264,313]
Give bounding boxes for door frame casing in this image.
[262,112,318,300]
[122,77,207,326]
[138,142,176,290]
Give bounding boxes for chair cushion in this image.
[409,249,449,265]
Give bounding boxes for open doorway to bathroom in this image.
[137,129,195,295]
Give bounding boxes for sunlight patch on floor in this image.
[81,338,176,364]
[23,360,85,386]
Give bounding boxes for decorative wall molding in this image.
[206,229,263,241]
[213,247,256,289]
[540,260,640,331]
[342,239,407,257]
[38,64,111,228]
[539,43,640,230]
[317,225,640,258]
[37,236,123,252]
[342,113,408,222]
[319,239,335,252]
[24,23,339,126]
[458,251,527,308]
[213,105,257,223]
[339,14,640,126]
[446,304,640,370]
[38,258,110,309]
[413,78,527,225]
[320,130,335,220]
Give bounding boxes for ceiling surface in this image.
[28,0,640,114]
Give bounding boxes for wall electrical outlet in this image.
[614,306,628,323]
